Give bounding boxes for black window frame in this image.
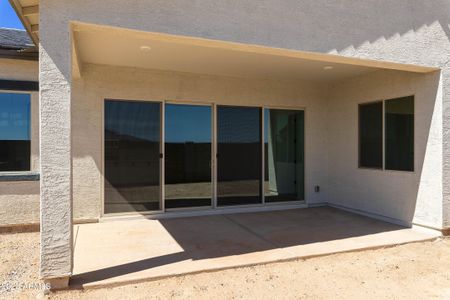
[358,95,415,172]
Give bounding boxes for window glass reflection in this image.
[385,96,414,171]
[0,92,30,172]
[359,102,383,169]
[104,100,161,213]
[217,106,262,206]
[165,104,212,209]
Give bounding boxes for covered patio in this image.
[70,207,438,288]
[35,19,444,288]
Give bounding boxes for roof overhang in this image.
[72,22,438,82]
[8,0,39,46]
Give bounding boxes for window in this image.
[385,96,414,171]
[359,102,383,169]
[0,92,31,172]
[358,96,414,172]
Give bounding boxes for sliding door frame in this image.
[101,98,306,217]
[216,104,263,208]
[101,98,164,217]
[164,100,215,212]
[262,105,306,205]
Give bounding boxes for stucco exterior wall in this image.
[43,0,450,67]
[0,58,40,226]
[1,1,448,229]
[39,0,450,227]
[34,0,450,281]
[71,64,330,219]
[327,70,442,228]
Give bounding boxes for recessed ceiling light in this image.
[323,66,334,71]
[140,45,152,52]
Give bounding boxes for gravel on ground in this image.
[1,231,450,299]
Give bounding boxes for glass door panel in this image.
[104,100,161,213]
[165,104,212,209]
[217,106,262,206]
[264,109,304,202]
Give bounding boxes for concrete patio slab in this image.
[71,207,440,288]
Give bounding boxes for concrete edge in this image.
[326,203,412,227]
[327,203,446,236]
[0,218,98,234]
[67,235,439,291]
[43,276,71,290]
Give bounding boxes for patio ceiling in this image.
[72,23,437,82]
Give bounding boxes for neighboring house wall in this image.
[0,58,40,226]
[327,70,442,228]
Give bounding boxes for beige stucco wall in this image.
[327,70,442,228]
[0,58,40,226]
[70,65,443,228]
[43,0,450,67]
[3,0,450,229]
[71,63,330,219]
[0,62,444,229]
[35,0,450,280]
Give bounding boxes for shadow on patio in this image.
[70,207,438,288]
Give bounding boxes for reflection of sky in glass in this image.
[105,100,160,142]
[165,104,211,143]
[0,92,30,140]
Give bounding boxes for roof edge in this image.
[8,0,39,46]
[0,49,38,61]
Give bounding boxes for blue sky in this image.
[0,93,30,140]
[0,0,24,29]
[165,104,211,143]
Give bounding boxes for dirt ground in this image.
[1,232,450,300]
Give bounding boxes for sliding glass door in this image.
[104,100,304,214]
[165,104,212,209]
[264,109,304,202]
[217,106,262,206]
[104,100,161,213]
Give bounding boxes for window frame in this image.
[357,95,415,173]
[0,90,34,175]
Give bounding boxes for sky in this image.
[0,93,30,140]
[0,0,24,29]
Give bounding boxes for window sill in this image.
[0,172,40,182]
